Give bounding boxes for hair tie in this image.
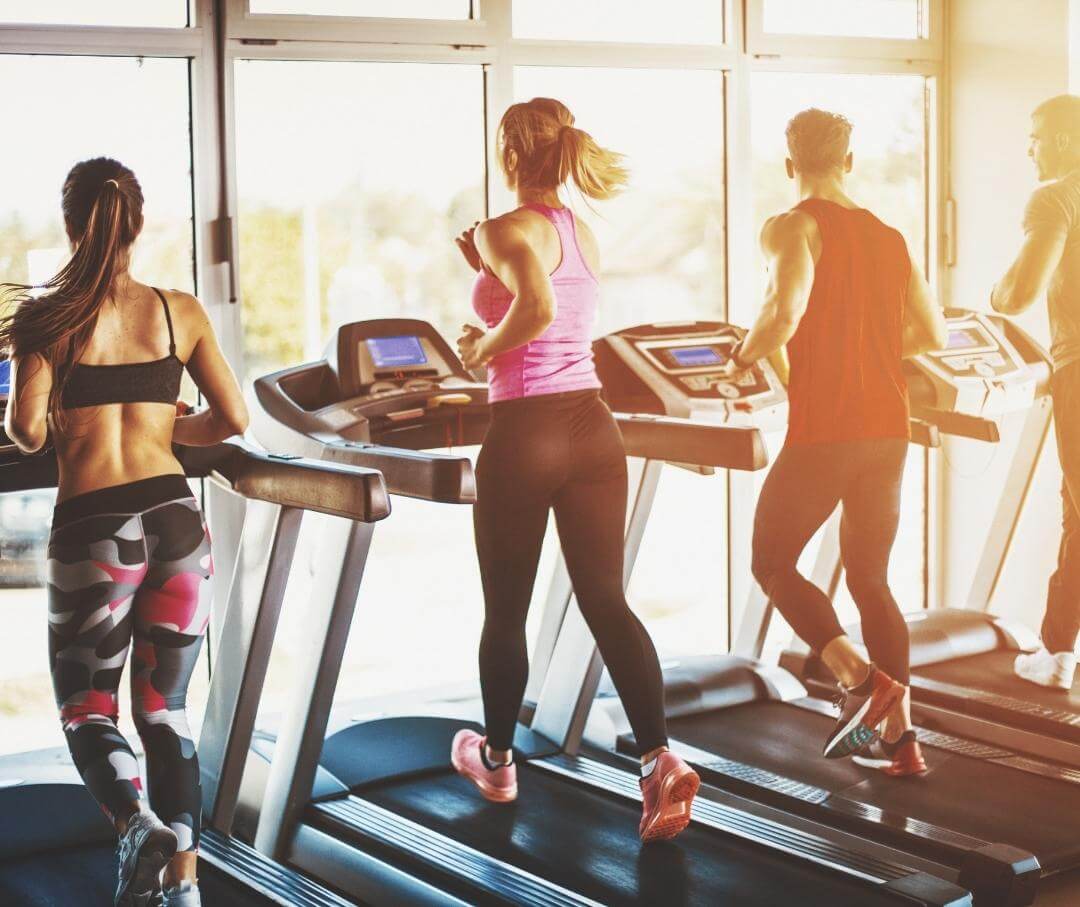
[104,179,119,189]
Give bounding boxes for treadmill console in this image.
[253,317,489,463]
[911,310,1044,417]
[594,321,787,427]
[329,318,476,399]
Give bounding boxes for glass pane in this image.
[514,67,725,332]
[0,1,189,27]
[763,0,924,40]
[514,0,724,44]
[235,59,484,383]
[250,0,469,17]
[514,67,727,655]
[0,57,196,756]
[235,60,485,712]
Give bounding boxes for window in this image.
[235,59,486,709]
[513,0,724,45]
[514,66,726,332]
[249,0,470,18]
[762,0,925,40]
[0,1,190,28]
[0,55,197,757]
[234,59,485,383]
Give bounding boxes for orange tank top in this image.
[785,198,911,445]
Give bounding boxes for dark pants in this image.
[1042,361,1080,654]
[751,437,911,684]
[474,389,668,753]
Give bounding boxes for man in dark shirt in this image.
[993,93,1080,689]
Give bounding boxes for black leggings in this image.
[474,389,668,753]
[751,438,911,684]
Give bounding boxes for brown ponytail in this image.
[498,98,629,200]
[0,158,144,430]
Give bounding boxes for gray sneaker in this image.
[162,880,202,906]
[116,809,178,906]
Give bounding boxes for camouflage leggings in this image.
[48,475,212,853]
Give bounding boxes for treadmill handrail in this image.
[192,438,391,523]
[0,437,391,524]
[910,405,1001,443]
[253,369,477,503]
[317,438,476,504]
[613,413,768,471]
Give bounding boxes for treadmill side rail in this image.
[199,828,357,907]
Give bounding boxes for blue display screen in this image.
[366,335,427,369]
[947,328,983,350]
[670,346,723,367]
[0,359,9,397]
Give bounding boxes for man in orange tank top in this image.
[994,94,1080,691]
[725,108,946,774]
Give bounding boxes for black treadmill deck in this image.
[311,758,953,907]
[915,651,1080,740]
[667,700,1080,872]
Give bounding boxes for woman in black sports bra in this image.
[1,158,248,907]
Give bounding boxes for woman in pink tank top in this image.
[448,98,699,842]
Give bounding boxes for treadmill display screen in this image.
[366,335,427,369]
[946,327,991,351]
[669,346,724,368]
[0,359,9,398]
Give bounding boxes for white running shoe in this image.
[1014,648,1077,690]
[115,808,177,906]
[162,880,201,906]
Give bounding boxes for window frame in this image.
[0,0,945,664]
[219,0,946,639]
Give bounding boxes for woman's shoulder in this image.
[155,287,209,323]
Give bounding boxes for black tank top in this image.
[61,287,185,410]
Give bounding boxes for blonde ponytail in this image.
[498,98,629,200]
[554,124,628,200]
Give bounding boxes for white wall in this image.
[942,0,1068,630]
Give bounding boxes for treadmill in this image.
[523,318,1078,906]
[0,375,389,905]
[242,318,972,907]
[789,311,1073,769]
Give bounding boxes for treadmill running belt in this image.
[0,844,281,907]
[917,651,1080,712]
[350,763,919,906]
[668,700,1080,870]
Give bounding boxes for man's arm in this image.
[992,188,1067,316]
[736,211,816,365]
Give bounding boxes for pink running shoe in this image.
[639,751,700,843]
[451,729,518,803]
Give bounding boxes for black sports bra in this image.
[61,288,185,410]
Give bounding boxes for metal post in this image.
[521,554,573,709]
[254,517,377,861]
[200,503,304,834]
[966,397,1053,610]
[530,459,664,754]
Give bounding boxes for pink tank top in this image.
[471,204,603,403]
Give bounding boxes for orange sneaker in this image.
[450,729,518,803]
[823,668,906,759]
[638,751,700,843]
[852,730,928,777]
